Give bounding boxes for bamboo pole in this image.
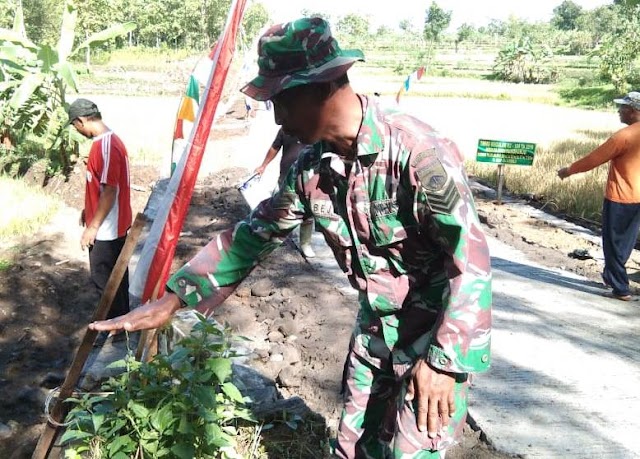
[32,213,147,459]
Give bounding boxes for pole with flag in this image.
[395,65,426,103]
[130,0,248,304]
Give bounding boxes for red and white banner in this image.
[131,0,248,302]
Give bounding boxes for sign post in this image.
[476,139,536,204]
[496,164,505,205]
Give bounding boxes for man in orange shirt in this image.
[558,91,640,300]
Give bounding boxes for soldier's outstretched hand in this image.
[89,293,182,334]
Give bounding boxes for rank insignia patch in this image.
[414,150,460,214]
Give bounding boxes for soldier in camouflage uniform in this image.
[90,17,492,459]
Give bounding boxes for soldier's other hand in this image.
[254,165,266,176]
[557,167,570,180]
[405,359,456,438]
[89,293,183,334]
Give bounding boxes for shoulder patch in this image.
[414,149,460,214]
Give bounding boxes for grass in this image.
[0,258,12,271]
[83,44,617,111]
[351,66,562,104]
[556,83,622,109]
[466,129,613,221]
[81,46,199,71]
[236,414,330,458]
[0,175,62,241]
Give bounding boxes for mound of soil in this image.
[0,163,159,457]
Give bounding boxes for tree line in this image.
[305,1,640,91]
[0,0,270,178]
[0,0,269,51]
[1,0,639,179]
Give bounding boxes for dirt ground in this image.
[1,116,630,458]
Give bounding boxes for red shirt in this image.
[85,131,131,240]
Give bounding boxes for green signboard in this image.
[476,139,536,166]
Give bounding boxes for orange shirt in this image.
[568,122,640,203]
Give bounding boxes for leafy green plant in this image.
[493,36,558,84]
[62,316,254,459]
[0,0,135,176]
[0,258,12,271]
[423,1,451,43]
[592,4,640,92]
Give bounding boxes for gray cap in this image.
[67,98,100,124]
[614,91,640,110]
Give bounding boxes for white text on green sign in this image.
[476,139,536,166]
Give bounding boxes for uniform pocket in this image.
[369,211,412,276]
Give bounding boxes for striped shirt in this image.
[85,131,131,240]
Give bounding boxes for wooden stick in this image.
[496,164,505,205]
[32,212,147,459]
[135,328,158,363]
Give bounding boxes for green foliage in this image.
[0,258,12,271]
[557,83,619,108]
[574,5,616,49]
[552,0,584,31]
[0,2,12,29]
[336,14,370,41]
[21,0,64,45]
[592,5,640,92]
[481,19,507,37]
[242,2,270,46]
[399,19,414,35]
[493,36,558,84]
[455,23,474,51]
[0,0,134,176]
[375,25,392,39]
[614,0,640,7]
[299,9,331,21]
[553,30,593,55]
[423,2,451,43]
[63,316,254,459]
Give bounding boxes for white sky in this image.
[260,0,613,31]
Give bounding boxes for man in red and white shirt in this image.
[69,98,132,320]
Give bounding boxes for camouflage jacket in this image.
[167,95,492,374]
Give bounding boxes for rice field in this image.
[0,175,61,242]
[466,130,612,220]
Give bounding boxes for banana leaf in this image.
[9,72,45,109]
[72,22,137,55]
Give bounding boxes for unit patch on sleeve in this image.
[413,149,461,214]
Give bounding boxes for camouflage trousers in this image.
[334,350,469,459]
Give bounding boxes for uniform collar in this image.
[355,94,385,164]
[319,94,385,176]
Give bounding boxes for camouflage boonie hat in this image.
[241,17,364,101]
[614,91,640,110]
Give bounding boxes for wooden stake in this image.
[32,213,147,459]
[134,277,164,363]
[496,164,505,205]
